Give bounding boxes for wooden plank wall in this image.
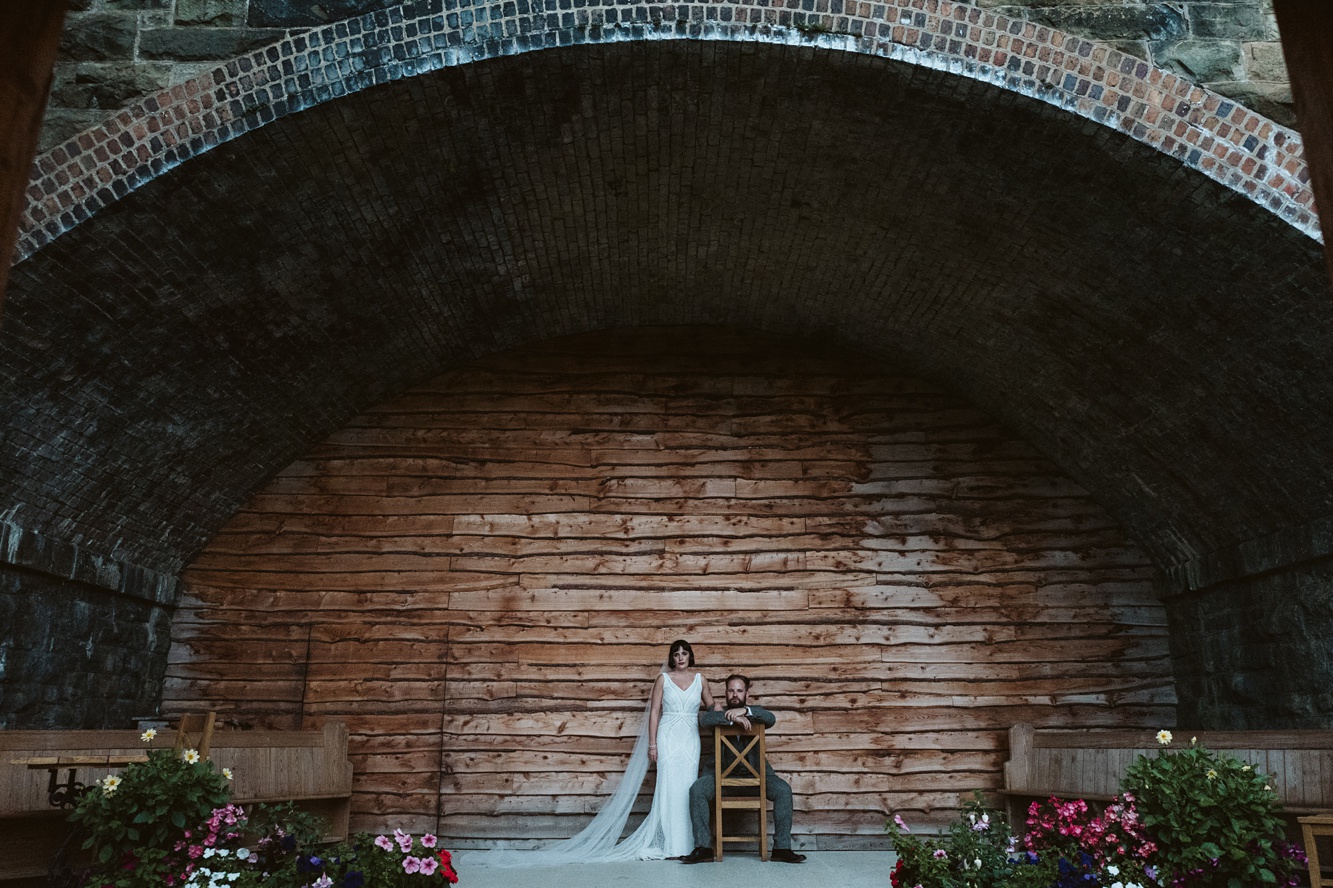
[164,326,1175,848]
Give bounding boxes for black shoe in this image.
[681,846,715,864]
[771,849,806,863]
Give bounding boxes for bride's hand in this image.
[649,745,658,763]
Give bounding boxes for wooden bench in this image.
[1001,723,1333,830]
[0,722,353,883]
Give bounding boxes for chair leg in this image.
[713,796,722,860]
[1304,823,1322,888]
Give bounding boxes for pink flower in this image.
[419,857,439,875]
[420,833,438,849]
[374,835,394,851]
[892,814,910,833]
[403,856,423,874]
[933,850,947,859]
[395,829,413,853]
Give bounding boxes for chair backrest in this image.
[173,712,217,760]
[715,723,767,786]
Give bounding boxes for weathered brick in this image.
[1244,40,1288,82]
[1187,1,1268,40]
[52,62,174,111]
[138,27,284,61]
[58,12,139,62]
[1150,38,1245,83]
[993,4,1188,41]
[248,0,398,27]
[176,0,250,27]
[1211,79,1295,126]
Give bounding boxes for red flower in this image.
[891,858,904,888]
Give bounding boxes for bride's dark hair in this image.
[666,639,695,667]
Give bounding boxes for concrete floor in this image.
[457,851,898,887]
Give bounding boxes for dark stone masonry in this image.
[38,0,1293,151]
[1168,559,1333,729]
[0,566,173,730]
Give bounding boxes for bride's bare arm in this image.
[701,677,715,711]
[648,674,664,763]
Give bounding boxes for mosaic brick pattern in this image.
[17,0,1318,264]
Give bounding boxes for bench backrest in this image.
[1005,723,1333,812]
[0,721,353,820]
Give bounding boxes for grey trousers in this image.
[688,769,795,850]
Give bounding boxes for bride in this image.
[464,639,715,866]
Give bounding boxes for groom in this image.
[680,674,807,864]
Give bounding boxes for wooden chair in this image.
[711,722,769,861]
[172,712,217,760]
[1300,814,1333,888]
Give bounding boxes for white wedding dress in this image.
[462,671,702,866]
[639,672,703,857]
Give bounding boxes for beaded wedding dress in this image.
[462,671,703,866]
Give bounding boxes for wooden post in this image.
[0,1,66,323]
[1274,0,1333,290]
[1003,722,1035,828]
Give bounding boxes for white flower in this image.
[140,728,158,742]
[1265,784,1273,791]
[215,849,230,858]
[222,768,233,780]
[1156,730,1173,745]
[237,848,251,860]
[312,876,333,888]
[182,748,201,764]
[203,848,216,859]
[1107,866,1120,876]
[1112,882,1125,888]
[975,858,983,870]
[101,775,121,793]
[1242,765,1252,771]
[227,875,239,883]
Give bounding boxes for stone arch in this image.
[17,0,1318,265]
[3,14,1332,733]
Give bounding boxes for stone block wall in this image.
[41,0,399,150]
[39,0,1293,152]
[978,0,1293,125]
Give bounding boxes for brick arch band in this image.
[17,0,1320,263]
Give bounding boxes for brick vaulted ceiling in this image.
[1,38,1330,580]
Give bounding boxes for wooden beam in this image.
[0,1,66,324]
[1274,0,1333,289]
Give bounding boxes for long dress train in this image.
[461,671,702,866]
